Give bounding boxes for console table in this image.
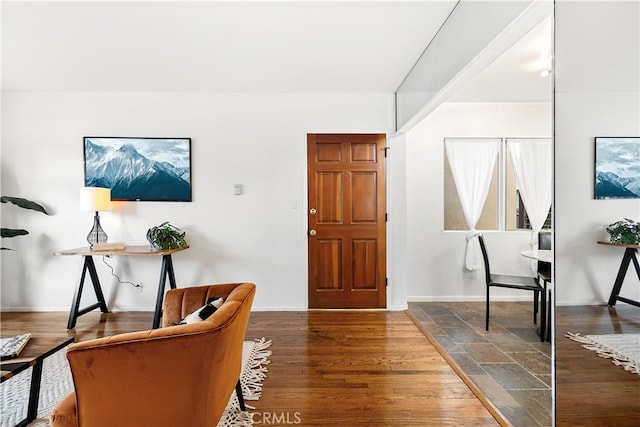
[597,241,640,307]
[53,245,189,329]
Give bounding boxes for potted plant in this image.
[606,218,640,245]
[146,221,188,250]
[1,196,49,250]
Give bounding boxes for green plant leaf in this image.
[146,222,187,250]
[606,218,640,245]
[1,228,29,238]
[1,196,49,215]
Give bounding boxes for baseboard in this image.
[407,295,535,302]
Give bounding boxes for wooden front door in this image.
[307,134,386,308]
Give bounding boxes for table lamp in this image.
[80,187,111,247]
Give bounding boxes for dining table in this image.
[520,249,553,264]
[520,248,553,342]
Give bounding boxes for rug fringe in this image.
[566,332,640,375]
[241,338,272,401]
[218,408,255,427]
[217,338,272,427]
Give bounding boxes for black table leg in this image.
[152,255,177,329]
[4,338,74,427]
[15,359,44,427]
[67,256,109,329]
[607,248,640,307]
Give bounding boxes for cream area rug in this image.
[566,332,640,375]
[0,338,271,427]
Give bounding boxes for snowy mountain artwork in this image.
[594,137,640,199]
[84,137,191,201]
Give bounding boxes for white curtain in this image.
[507,138,553,248]
[445,138,500,270]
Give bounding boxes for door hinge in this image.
[383,146,390,157]
[385,213,388,222]
[386,278,389,287]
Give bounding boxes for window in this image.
[444,137,551,231]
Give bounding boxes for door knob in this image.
[309,229,317,236]
[309,208,317,215]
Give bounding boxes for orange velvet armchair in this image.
[50,282,256,427]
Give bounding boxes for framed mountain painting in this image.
[594,137,640,199]
[84,137,192,202]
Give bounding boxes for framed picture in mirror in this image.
[594,137,640,199]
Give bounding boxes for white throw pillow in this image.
[175,297,224,325]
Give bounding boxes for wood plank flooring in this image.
[3,304,638,426]
[1,310,499,426]
[555,304,640,427]
[246,311,499,426]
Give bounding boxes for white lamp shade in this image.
[80,187,112,212]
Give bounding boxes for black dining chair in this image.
[477,234,545,336]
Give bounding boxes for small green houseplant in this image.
[1,196,49,250]
[146,221,188,250]
[606,218,640,245]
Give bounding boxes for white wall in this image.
[387,133,409,310]
[1,92,395,311]
[554,0,640,305]
[405,102,552,301]
[4,1,637,313]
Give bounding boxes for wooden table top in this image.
[1,336,74,381]
[53,245,189,257]
[597,241,640,249]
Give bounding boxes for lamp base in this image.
[87,211,108,247]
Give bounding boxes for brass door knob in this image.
[309,229,317,236]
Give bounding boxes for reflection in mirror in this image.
[553,1,639,424]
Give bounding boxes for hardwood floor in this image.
[2,305,638,426]
[555,304,640,427]
[246,311,499,426]
[1,310,499,426]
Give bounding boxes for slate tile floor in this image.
[408,301,551,427]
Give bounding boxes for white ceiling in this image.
[1,1,551,101]
[1,1,458,93]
